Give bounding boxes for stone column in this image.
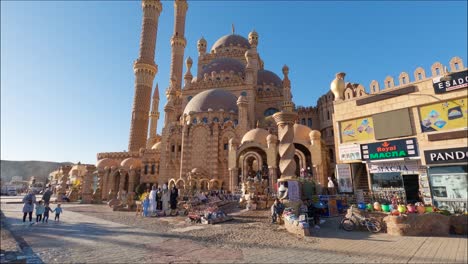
[229,168,238,192]
[268,167,278,193]
[119,169,127,191]
[100,169,108,200]
[81,166,95,204]
[272,111,298,180]
[128,168,137,195]
[107,167,117,200]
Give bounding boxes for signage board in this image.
[432,70,468,94]
[419,98,468,133]
[361,138,419,161]
[336,164,353,193]
[424,147,468,165]
[340,117,375,143]
[338,144,362,161]
[368,160,420,173]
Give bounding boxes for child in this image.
[142,194,150,217]
[43,203,53,223]
[35,201,45,223]
[54,204,63,222]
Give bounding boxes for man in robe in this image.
[148,185,157,214]
[162,183,170,211]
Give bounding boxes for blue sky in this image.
[1,1,467,164]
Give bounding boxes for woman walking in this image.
[22,190,36,225]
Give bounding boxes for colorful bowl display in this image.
[407,205,416,213]
[397,205,407,214]
[373,202,381,211]
[358,203,367,210]
[425,206,434,213]
[381,204,391,212]
[366,203,373,211]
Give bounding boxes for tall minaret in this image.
[164,0,188,125]
[169,0,188,91]
[147,83,160,147]
[128,0,162,152]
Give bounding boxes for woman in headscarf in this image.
[22,189,36,224]
[169,186,178,210]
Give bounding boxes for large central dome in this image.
[211,34,251,51]
[183,89,238,115]
[200,58,245,77]
[257,70,282,87]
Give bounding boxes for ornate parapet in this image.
[97,151,139,161]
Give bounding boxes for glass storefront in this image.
[371,172,403,190]
[428,165,467,213]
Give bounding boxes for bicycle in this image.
[340,205,382,233]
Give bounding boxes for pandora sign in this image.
[424,147,468,165]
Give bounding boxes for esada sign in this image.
[424,147,468,165]
[432,70,468,94]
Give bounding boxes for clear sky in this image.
[1,0,467,164]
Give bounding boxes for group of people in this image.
[142,185,179,217]
[270,198,325,229]
[22,189,63,225]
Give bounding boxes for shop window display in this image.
[428,165,467,213]
[371,172,404,190]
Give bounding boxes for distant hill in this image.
[0,160,73,184]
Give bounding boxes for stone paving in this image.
[1,202,466,263]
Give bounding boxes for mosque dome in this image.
[241,128,270,147]
[294,124,312,143]
[120,158,142,170]
[200,58,245,77]
[151,142,162,151]
[183,89,238,115]
[257,69,282,87]
[96,158,119,170]
[211,34,251,51]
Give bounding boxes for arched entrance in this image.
[294,143,312,177]
[238,147,268,182]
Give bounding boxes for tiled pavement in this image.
[1,203,466,263]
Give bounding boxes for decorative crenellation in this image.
[256,88,283,98]
[339,56,465,101]
[97,151,139,161]
[185,72,245,90]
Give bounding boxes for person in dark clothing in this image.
[271,199,285,223]
[307,200,322,229]
[43,203,53,223]
[42,186,53,204]
[169,186,178,210]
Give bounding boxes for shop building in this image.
[331,57,467,212]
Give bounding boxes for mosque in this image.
[95,0,334,200]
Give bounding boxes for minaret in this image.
[147,83,160,147]
[169,0,188,91]
[282,65,294,111]
[128,0,162,152]
[164,0,188,126]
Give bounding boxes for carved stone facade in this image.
[96,0,332,197]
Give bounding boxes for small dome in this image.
[183,89,238,115]
[241,128,269,146]
[294,124,312,143]
[151,142,162,151]
[120,158,142,170]
[96,158,119,170]
[257,69,282,87]
[211,34,251,51]
[309,130,321,139]
[200,58,245,78]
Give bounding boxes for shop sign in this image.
[336,164,353,193]
[339,117,375,143]
[432,70,468,94]
[338,144,362,161]
[419,98,467,133]
[424,147,468,165]
[361,138,419,161]
[368,161,420,173]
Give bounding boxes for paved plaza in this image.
[0,200,467,264]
